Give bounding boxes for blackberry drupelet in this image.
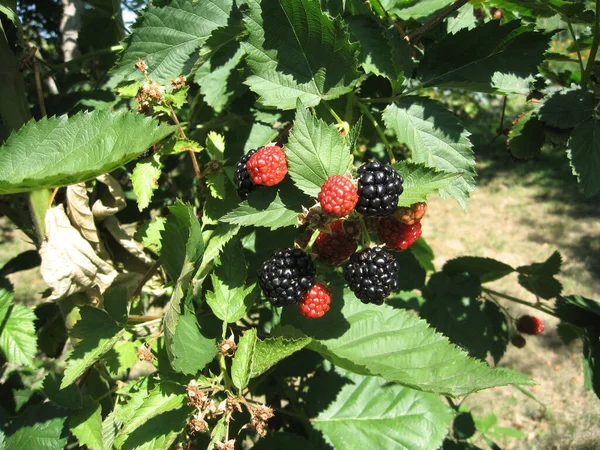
[344,247,399,304]
[257,248,317,306]
[355,162,403,216]
[233,149,258,199]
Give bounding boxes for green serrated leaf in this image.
[62,306,125,388]
[443,257,515,283]
[169,138,202,155]
[281,283,533,396]
[163,85,189,109]
[115,82,142,98]
[417,21,552,94]
[384,0,453,20]
[568,116,600,196]
[136,217,166,255]
[170,309,217,375]
[109,0,233,85]
[0,281,37,367]
[285,104,352,197]
[119,382,186,436]
[508,111,545,160]
[242,0,360,109]
[231,328,257,391]
[119,406,193,450]
[193,223,241,288]
[313,370,454,450]
[103,338,139,378]
[251,336,311,378]
[206,239,256,324]
[383,97,475,210]
[221,180,307,229]
[4,404,68,450]
[70,396,103,450]
[446,3,477,34]
[393,161,461,206]
[205,131,225,160]
[132,154,162,211]
[0,110,175,194]
[205,172,226,199]
[539,88,595,129]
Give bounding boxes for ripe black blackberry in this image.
[356,162,403,216]
[257,248,317,307]
[233,149,257,199]
[344,247,399,305]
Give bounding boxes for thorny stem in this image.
[566,20,586,83]
[406,0,469,42]
[168,104,202,183]
[582,0,600,87]
[356,100,395,164]
[482,287,556,316]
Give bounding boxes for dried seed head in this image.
[142,81,165,102]
[249,403,274,437]
[252,404,274,422]
[137,343,155,363]
[219,339,237,357]
[186,380,208,408]
[170,76,187,89]
[216,440,235,450]
[135,59,148,74]
[226,397,242,414]
[189,416,209,433]
[297,204,331,232]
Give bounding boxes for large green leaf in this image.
[0,110,174,194]
[417,21,551,94]
[383,97,475,210]
[285,105,352,197]
[4,404,68,450]
[62,306,125,388]
[242,0,360,109]
[206,239,257,324]
[392,161,460,207]
[70,397,103,450]
[538,88,595,129]
[312,370,453,450]
[170,309,217,375]
[193,223,241,289]
[109,0,233,85]
[0,280,37,367]
[281,283,532,396]
[568,117,600,197]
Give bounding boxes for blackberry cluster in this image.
[344,247,399,305]
[257,248,316,306]
[233,149,257,199]
[356,162,403,216]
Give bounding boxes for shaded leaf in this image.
[171,310,217,375]
[70,397,103,450]
[193,223,241,288]
[42,372,82,410]
[251,336,312,378]
[0,111,174,194]
[443,257,514,283]
[517,251,562,299]
[383,0,453,20]
[242,0,360,109]
[4,404,68,450]
[568,117,600,196]
[120,406,193,450]
[538,88,595,129]
[508,111,545,160]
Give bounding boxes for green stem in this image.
[219,353,233,392]
[566,20,586,84]
[359,216,372,248]
[303,229,321,255]
[582,0,600,87]
[322,100,344,126]
[482,287,555,316]
[356,101,395,164]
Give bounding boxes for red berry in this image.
[516,315,545,335]
[318,175,358,218]
[247,145,287,186]
[313,220,358,265]
[298,283,331,319]
[394,202,427,225]
[377,216,422,250]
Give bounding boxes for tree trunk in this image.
[60,0,83,62]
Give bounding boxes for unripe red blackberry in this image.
[257,249,316,307]
[313,220,358,265]
[298,283,331,319]
[355,162,403,217]
[318,175,358,217]
[344,247,399,305]
[377,217,422,251]
[246,144,287,186]
[516,315,545,335]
